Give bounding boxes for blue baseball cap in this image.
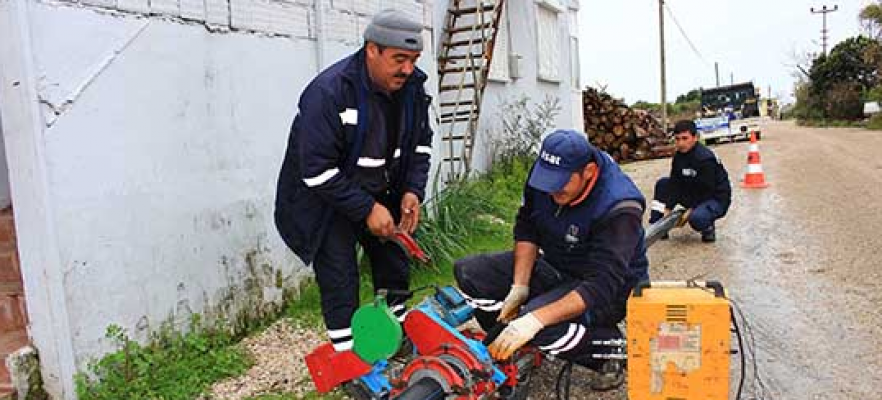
[528,129,595,193]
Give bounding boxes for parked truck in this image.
[695,82,762,144]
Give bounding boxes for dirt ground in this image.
[212,121,882,400]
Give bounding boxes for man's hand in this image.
[488,313,544,360]
[399,192,421,234]
[498,284,529,322]
[367,202,395,238]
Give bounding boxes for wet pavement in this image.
[530,121,882,399]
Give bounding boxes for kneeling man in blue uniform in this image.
[454,129,649,367]
[649,120,731,242]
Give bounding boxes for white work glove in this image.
[498,284,529,323]
[488,313,544,360]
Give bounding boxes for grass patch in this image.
[75,320,251,400]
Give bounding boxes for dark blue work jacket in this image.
[670,143,731,209]
[275,49,433,264]
[514,149,649,312]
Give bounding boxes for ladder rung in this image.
[439,116,474,124]
[440,83,477,91]
[450,5,496,16]
[440,66,484,74]
[440,110,476,119]
[441,135,470,141]
[439,54,486,61]
[443,156,465,162]
[440,100,476,108]
[444,38,490,48]
[448,22,494,34]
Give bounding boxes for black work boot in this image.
[701,226,716,243]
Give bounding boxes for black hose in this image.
[393,377,446,400]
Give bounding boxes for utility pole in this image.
[715,62,720,87]
[659,0,667,131]
[810,5,839,56]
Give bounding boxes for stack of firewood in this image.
[582,87,675,162]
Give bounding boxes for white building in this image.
[0,0,581,397]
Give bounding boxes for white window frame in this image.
[535,0,563,83]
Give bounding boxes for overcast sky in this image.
[579,0,872,105]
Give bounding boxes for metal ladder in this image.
[436,0,506,183]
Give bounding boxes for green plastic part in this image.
[351,295,403,363]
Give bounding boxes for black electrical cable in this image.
[554,361,574,400]
[731,304,746,399]
[731,299,776,400]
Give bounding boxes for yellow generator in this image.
[627,281,731,400]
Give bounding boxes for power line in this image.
[664,2,711,67]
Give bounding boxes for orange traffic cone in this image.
[741,132,769,189]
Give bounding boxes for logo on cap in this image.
[541,151,562,166]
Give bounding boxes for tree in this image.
[797,36,878,120]
[675,89,700,104]
[860,2,882,39]
[808,36,877,96]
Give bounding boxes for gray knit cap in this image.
[363,9,423,51]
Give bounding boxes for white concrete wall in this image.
[0,0,435,398]
[432,0,582,173]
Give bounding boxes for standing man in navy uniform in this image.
[649,120,731,242]
[454,130,648,368]
[274,9,433,352]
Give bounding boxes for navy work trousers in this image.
[649,177,727,232]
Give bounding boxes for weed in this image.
[75,320,250,400]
